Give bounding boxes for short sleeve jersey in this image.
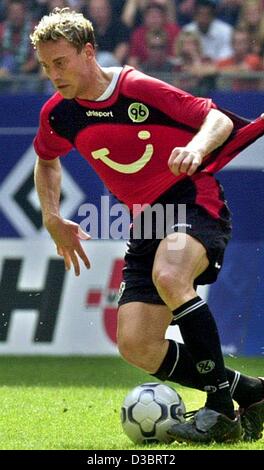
[34,66,264,209]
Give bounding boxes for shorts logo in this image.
[128,103,149,123]
[171,223,192,230]
[196,360,215,374]
[117,281,126,303]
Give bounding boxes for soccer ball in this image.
[121,382,186,444]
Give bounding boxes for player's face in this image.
[37,38,95,99]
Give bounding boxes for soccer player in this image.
[30,8,264,443]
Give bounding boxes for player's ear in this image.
[83,42,95,60]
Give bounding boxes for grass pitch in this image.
[0,356,263,450]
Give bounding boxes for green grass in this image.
[0,356,263,450]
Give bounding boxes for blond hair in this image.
[174,31,202,57]
[30,8,95,51]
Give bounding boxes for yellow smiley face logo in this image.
[91,131,153,174]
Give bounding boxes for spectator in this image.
[87,0,130,65]
[140,29,175,73]
[0,0,38,76]
[174,0,196,26]
[105,1,127,22]
[216,0,243,27]
[28,0,70,20]
[216,27,263,90]
[67,0,86,10]
[121,0,177,29]
[237,0,264,55]
[48,0,69,9]
[172,30,216,94]
[128,2,180,69]
[0,0,11,22]
[183,0,233,60]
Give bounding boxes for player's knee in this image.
[117,332,142,364]
[153,267,190,299]
[117,332,152,370]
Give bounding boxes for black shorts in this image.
[118,174,232,307]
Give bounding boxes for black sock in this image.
[226,368,264,408]
[153,340,264,410]
[172,297,234,419]
[152,339,202,387]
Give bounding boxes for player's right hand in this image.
[168,147,203,176]
[45,215,91,276]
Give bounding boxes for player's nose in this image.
[50,69,62,82]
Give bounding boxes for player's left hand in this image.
[168,147,203,176]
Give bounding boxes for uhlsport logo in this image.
[86,110,114,118]
[128,103,149,123]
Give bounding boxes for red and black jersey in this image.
[34,66,264,210]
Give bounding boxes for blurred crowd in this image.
[1,0,264,94]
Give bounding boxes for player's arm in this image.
[34,156,90,276]
[168,108,234,176]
